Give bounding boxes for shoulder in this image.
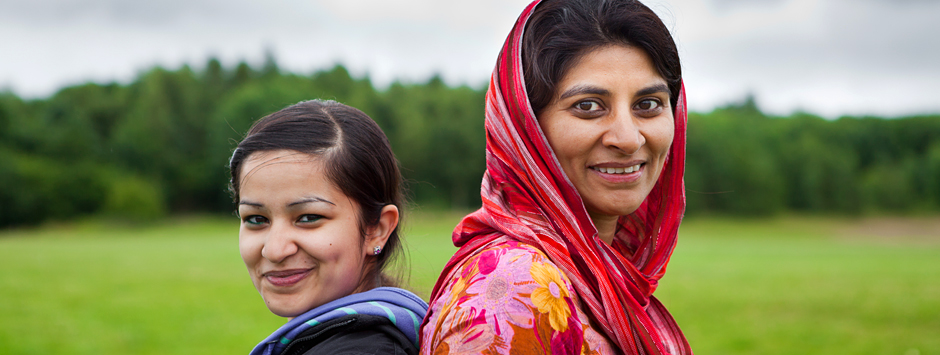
[439,241,567,312]
[457,241,554,278]
[287,314,417,355]
[421,241,585,354]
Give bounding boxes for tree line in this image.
[0,59,938,227]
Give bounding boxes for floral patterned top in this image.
[420,241,617,354]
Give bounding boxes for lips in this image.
[590,163,643,174]
[263,268,312,287]
[589,161,645,183]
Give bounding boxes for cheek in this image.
[659,129,674,158]
[543,120,591,165]
[309,226,364,264]
[238,234,265,292]
[650,117,675,157]
[238,231,262,269]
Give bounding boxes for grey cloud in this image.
[821,0,940,71]
[675,0,940,115]
[697,0,940,73]
[0,0,283,27]
[861,0,940,4]
[708,0,788,11]
[1,0,938,116]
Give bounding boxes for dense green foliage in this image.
[686,99,940,215]
[1,60,938,227]
[0,215,937,354]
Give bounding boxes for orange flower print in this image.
[529,261,571,332]
[449,275,467,301]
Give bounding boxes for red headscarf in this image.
[426,0,691,353]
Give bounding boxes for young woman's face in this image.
[537,45,674,223]
[237,150,371,318]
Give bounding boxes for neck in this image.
[588,211,619,245]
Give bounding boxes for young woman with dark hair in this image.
[230,100,428,355]
[420,0,691,354]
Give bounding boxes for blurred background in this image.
[0,0,938,354]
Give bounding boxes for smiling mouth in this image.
[263,268,313,287]
[591,163,643,174]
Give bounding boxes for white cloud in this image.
[0,0,938,117]
[650,0,940,116]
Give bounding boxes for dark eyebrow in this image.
[239,200,263,207]
[636,83,670,98]
[558,85,611,100]
[288,197,336,207]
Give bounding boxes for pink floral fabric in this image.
[421,241,615,354]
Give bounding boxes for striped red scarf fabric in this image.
[425,0,691,354]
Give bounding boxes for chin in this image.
[592,196,645,217]
[586,205,640,222]
[612,205,643,217]
[583,186,652,218]
[264,295,308,318]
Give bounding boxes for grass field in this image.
[1,212,937,354]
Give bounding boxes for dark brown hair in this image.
[228,100,404,288]
[523,0,682,114]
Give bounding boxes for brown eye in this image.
[637,99,660,110]
[634,99,664,118]
[244,215,268,226]
[297,214,323,224]
[575,100,601,111]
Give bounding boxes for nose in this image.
[602,109,645,154]
[261,222,298,263]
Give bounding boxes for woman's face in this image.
[237,150,371,318]
[537,45,674,223]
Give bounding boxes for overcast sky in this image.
[1,0,938,117]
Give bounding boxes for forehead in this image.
[241,149,319,175]
[561,45,664,86]
[238,150,333,196]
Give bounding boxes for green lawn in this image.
[0,213,937,354]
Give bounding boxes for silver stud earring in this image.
[373,246,382,255]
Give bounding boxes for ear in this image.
[363,204,399,256]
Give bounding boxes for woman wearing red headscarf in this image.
[420,0,691,354]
